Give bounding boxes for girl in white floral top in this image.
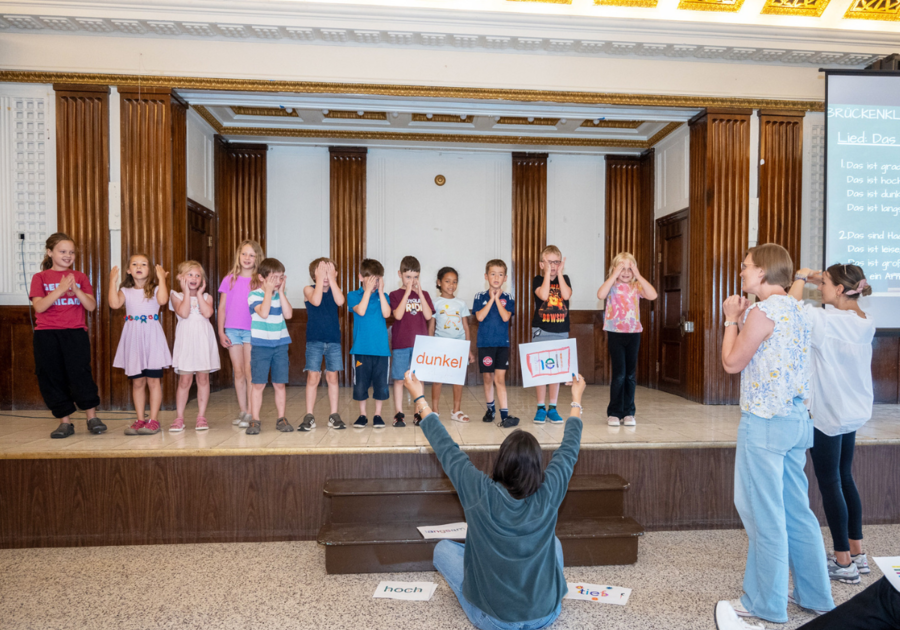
[714,244,834,627]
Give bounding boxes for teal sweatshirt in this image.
[420,412,583,622]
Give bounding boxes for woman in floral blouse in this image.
[714,244,834,628]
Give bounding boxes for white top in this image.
[433,296,471,341]
[804,303,875,436]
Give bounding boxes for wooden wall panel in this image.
[118,87,187,409]
[758,111,804,266]
[872,335,900,404]
[510,153,548,386]
[215,138,267,280]
[54,85,112,409]
[605,152,655,388]
[0,307,41,409]
[329,147,367,387]
[685,110,751,405]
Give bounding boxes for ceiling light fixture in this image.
[391,112,399,118]
[357,110,365,116]
[527,117,534,123]
[322,109,329,115]
[559,118,567,124]
[426,113,433,119]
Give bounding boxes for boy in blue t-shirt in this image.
[473,259,517,427]
[347,258,392,429]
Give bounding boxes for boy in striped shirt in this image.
[247,258,293,435]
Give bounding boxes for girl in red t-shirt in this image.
[29,233,105,439]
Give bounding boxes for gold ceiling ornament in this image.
[595,0,659,7]
[435,175,447,186]
[580,120,644,128]
[844,0,900,20]
[496,117,561,126]
[231,106,299,117]
[324,110,388,120]
[677,0,746,12]
[761,0,830,16]
[0,71,824,112]
[411,113,470,123]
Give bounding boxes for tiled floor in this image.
[1,385,898,458]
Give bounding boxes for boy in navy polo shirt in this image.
[347,258,392,429]
[473,259,518,427]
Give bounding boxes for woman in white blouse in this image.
[789,263,875,586]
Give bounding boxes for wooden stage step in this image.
[318,474,644,574]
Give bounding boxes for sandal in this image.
[169,418,185,432]
[450,411,470,423]
[195,417,209,431]
[275,417,294,432]
[246,420,261,435]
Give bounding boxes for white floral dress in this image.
[740,294,812,419]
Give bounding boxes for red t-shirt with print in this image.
[29,269,93,331]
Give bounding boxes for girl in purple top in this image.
[109,254,172,436]
[218,239,264,427]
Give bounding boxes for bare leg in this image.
[374,399,384,416]
[432,382,442,413]
[548,382,560,405]
[850,540,864,556]
[195,372,210,418]
[251,383,266,420]
[452,384,463,414]
[273,383,287,418]
[132,377,147,420]
[536,384,546,406]
[494,370,508,409]
[147,377,163,420]
[393,380,405,414]
[325,371,340,414]
[176,373,194,418]
[835,551,852,566]
[241,344,253,412]
[482,373,495,406]
[228,345,249,414]
[358,399,368,417]
[85,408,97,420]
[305,370,321,414]
[59,414,72,424]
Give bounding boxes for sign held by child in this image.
[411,335,470,385]
[519,338,579,388]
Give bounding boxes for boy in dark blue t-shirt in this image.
[473,259,517,427]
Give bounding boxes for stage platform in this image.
[2,386,899,549]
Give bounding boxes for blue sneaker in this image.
[533,407,547,424]
[373,415,386,429]
[353,415,368,429]
[547,407,564,424]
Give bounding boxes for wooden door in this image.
[186,199,223,390]
[656,210,688,397]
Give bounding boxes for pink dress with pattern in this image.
[113,286,172,376]
[603,282,643,333]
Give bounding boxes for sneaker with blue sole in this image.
[547,407,564,424]
[533,408,547,424]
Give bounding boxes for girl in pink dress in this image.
[109,254,172,435]
[169,260,220,432]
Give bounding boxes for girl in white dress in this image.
[169,260,220,431]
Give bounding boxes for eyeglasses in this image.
[546,260,562,266]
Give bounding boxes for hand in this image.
[796,267,814,279]
[219,331,233,348]
[558,257,566,275]
[60,274,76,293]
[199,279,206,296]
[376,276,384,292]
[279,275,287,292]
[808,271,824,286]
[403,370,426,400]
[413,278,421,294]
[630,261,641,278]
[156,265,168,281]
[109,266,120,285]
[490,287,500,300]
[315,262,327,282]
[404,277,414,292]
[264,274,279,294]
[178,275,189,293]
[362,276,375,294]
[325,262,337,281]
[564,373,586,402]
[723,295,750,322]
[614,262,627,278]
[468,351,475,365]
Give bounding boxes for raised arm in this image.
[326,263,345,307]
[155,266,169,306]
[541,374,585,504]
[597,263,624,300]
[107,267,125,310]
[474,292,494,322]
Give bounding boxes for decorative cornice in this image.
[761,0,831,17]
[194,104,223,132]
[677,0,746,12]
[844,0,900,21]
[496,116,560,125]
[231,106,298,117]
[647,122,683,145]
[324,110,388,120]
[0,71,826,112]
[411,113,470,123]
[580,120,645,128]
[596,0,658,6]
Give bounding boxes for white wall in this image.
[0,83,56,305]
[367,149,512,306]
[186,107,215,211]
[266,145,330,306]
[654,123,689,220]
[547,154,605,311]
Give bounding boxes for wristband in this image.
[413,396,425,403]
[570,402,583,411]
[794,274,808,282]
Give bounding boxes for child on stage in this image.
[474,259,517,427]
[429,266,474,422]
[532,245,572,424]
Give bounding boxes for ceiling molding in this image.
[231,106,298,117]
[324,110,388,120]
[844,0,900,20]
[580,119,644,128]
[411,113,470,123]
[761,0,832,17]
[596,0,659,7]
[0,71,826,111]
[677,0,746,12]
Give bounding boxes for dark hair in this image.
[400,255,421,274]
[826,263,872,299]
[309,257,337,281]
[41,232,75,271]
[492,430,544,500]
[256,258,285,289]
[436,266,458,291]
[360,258,384,278]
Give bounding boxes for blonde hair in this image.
[226,240,264,290]
[485,259,507,275]
[747,244,793,290]
[121,254,158,299]
[41,233,75,271]
[177,260,207,289]
[541,245,561,260]
[608,252,639,286]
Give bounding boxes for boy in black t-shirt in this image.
[531,245,572,424]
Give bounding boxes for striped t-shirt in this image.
[248,289,291,347]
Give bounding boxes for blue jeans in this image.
[305,341,343,373]
[433,539,563,630]
[735,398,835,623]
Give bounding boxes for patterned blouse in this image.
[603,282,642,333]
[740,294,812,419]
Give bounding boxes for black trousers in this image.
[798,577,900,630]
[607,331,640,418]
[810,428,863,552]
[33,329,100,419]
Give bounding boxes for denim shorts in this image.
[225,328,252,346]
[391,347,414,381]
[251,344,290,384]
[305,341,343,373]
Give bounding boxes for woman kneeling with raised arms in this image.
[402,370,585,630]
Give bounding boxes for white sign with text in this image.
[519,338,579,388]
[410,335,470,385]
[565,583,632,606]
[416,522,468,540]
[874,557,900,594]
[373,581,437,601]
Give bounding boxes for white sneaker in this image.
[238,412,251,428]
[788,590,830,616]
[232,411,245,426]
[715,601,765,630]
[623,415,636,426]
[607,416,621,426]
[852,553,870,574]
[827,556,860,584]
